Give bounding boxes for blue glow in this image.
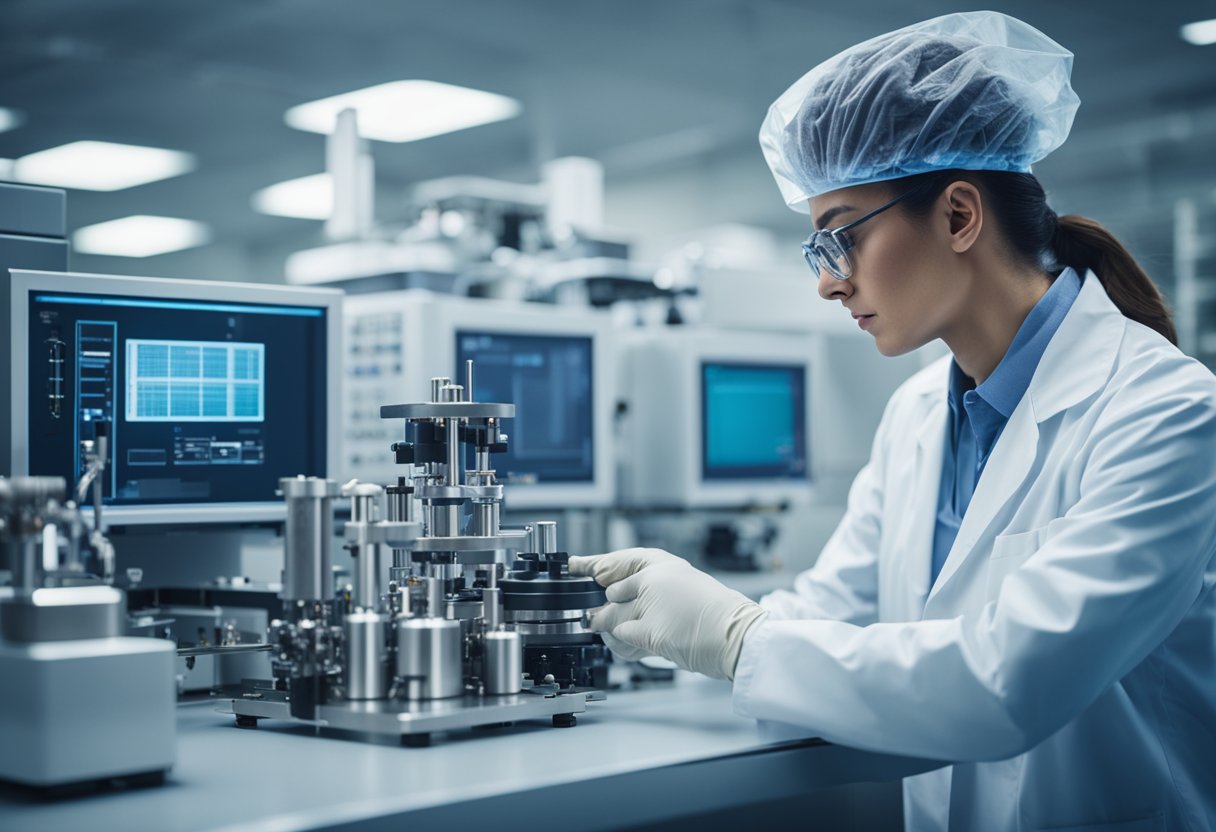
[34,294,324,318]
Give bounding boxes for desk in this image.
[0,674,940,831]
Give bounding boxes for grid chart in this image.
[125,339,265,422]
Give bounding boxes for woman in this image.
[570,12,1216,831]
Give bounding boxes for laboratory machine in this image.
[0,469,175,788]
[223,361,609,745]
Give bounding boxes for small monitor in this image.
[4,269,341,525]
[456,331,595,484]
[701,362,807,481]
[619,329,815,509]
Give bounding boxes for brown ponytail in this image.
[1051,215,1177,345]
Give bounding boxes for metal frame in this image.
[3,268,343,526]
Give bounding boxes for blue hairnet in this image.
[760,11,1080,211]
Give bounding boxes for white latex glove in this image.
[569,548,767,681]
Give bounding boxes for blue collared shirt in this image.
[930,268,1083,585]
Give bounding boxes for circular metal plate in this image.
[380,402,515,419]
[415,484,503,501]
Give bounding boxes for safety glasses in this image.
[801,191,911,280]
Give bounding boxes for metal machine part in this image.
[345,610,390,700]
[224,361,607,745]
[279,476,339,605]
[0,475,175,788]
[396,616,463,700]
[483,629,523,695]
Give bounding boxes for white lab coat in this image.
[732,270,1216,832]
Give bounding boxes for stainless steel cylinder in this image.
[481,586,502,630]
[425,574,445,616]
[386,478,413,523]
[483,630,522,695]
[344,611,389,700]
[432,504,461,537]
[430,376,451,402]
[395,617,463,700]
[445,417,461,486]
[279,476,339,603]
[536,521,558,555]
[471,502,499,537]
[355,543,381,611]
[465,359,475,401]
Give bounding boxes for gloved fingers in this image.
[610,620,662,664]
[600,631,651,661]
[567,554,602,579]
[604,571,645,604]
[569,548,663,587]
[585,599,637,634]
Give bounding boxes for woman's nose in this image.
[818,267,852,302]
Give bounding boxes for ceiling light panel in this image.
[285,80,521,143]
[0,107,24,134]
[13,141,196,191]
[251,173,333,220]
[72,215,211,257]
[1181,19,1216,45]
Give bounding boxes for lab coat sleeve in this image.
[734,374,1216,762]
[758,394,892,626]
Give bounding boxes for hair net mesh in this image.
[760,11,1080,212]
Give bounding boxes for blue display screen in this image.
[701,362,807,480]
[27,292,327,506]
[455,331,594,484]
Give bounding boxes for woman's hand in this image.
[569,548,767,680]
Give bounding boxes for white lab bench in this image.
[0,673,941,831]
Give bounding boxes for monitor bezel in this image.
[4,268,342,526]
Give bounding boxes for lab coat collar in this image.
[1026,269,1125,423]
[924,269,1125,606]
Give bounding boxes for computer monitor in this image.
[341,291,614,509]
[701,362,807,482]
[2,269,342,525]
[620,329,815,509]
[455,331,595,485]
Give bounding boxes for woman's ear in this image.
[944,181,983,254]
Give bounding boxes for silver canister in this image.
[395,617,463,700]
[482,630,522,695]
[279,476,339,604]
[344,611,389,700]
[535,520,558,555]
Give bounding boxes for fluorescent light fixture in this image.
[13,141,196,191]
[251,173,333,220]
[285,80,521,143]
[73,215,211,258]
[1181,18,1216,45]
[0,107,24,134]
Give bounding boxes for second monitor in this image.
[455,330,595,485]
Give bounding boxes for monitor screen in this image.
[701,362,807,481]
[455,331,594,484]
[27,291,328,507]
